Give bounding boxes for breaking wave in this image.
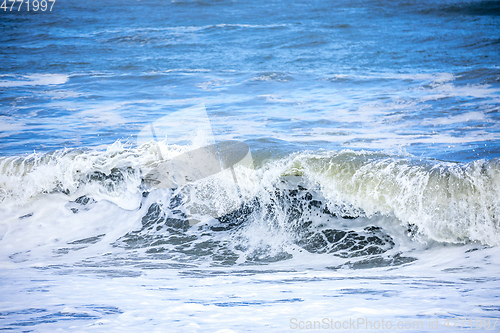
[0,142,499,269]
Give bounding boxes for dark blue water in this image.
[1,0,499,161]
[1,2,500,331]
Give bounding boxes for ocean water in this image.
[1,0,500,331]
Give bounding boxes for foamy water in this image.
[1,0,499,331]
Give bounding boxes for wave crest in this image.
[0,144,499,246]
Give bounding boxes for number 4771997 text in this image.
[1,0,56,12]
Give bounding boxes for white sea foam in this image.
[422,111,487,125]
[0,74,69,87]
[0,144,498,247]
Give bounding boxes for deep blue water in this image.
[1,0,499,160]
[1,1,500,331]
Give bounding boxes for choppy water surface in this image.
[1,0,499,331]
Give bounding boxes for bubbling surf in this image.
[0,143,498,272]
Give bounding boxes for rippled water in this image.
[1,0,499,331]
